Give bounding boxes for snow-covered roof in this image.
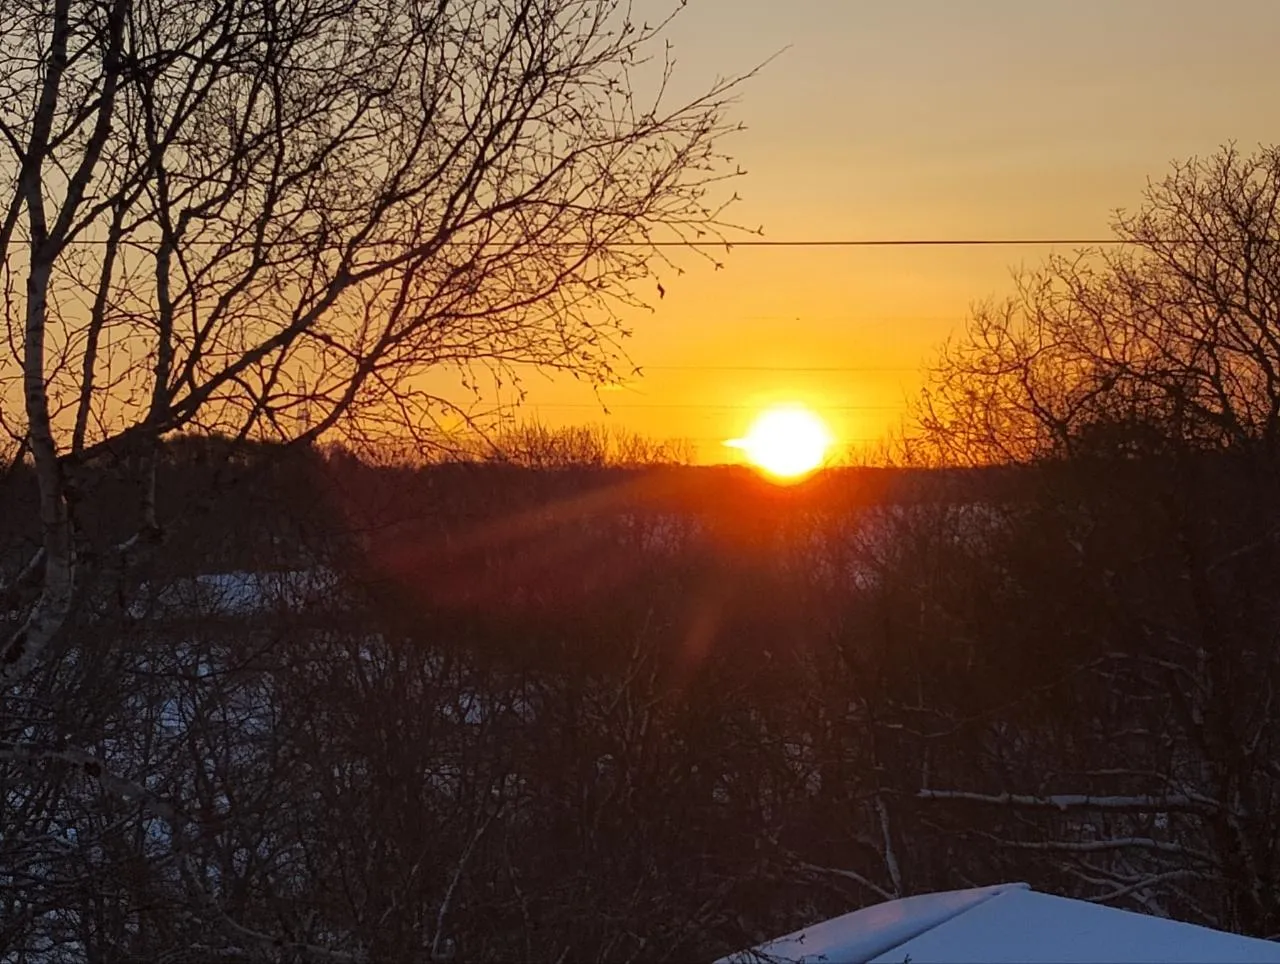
[719,883,1280,964]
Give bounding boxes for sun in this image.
[726,404,834,480]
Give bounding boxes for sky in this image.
[497,0,1280,463]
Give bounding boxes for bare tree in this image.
[905,145,1280,936]
[915,145,1280,466]
[0,0,748,956]
[0,0,745,682]
[481,419,694,467]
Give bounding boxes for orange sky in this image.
[468,0,1280,464]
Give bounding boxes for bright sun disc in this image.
[727,405,833,479]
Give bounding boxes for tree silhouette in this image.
[0,1,747,956]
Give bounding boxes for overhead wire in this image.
[30,235,1088,423]
[38,235,1268,249]
[638,364,917,372]
[644,238,1126,247]
[522,402,901,411]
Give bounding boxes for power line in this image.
[524,404,899,412]
[650,237,1278,247]
[638,364,916,373]
[649,238,1125,247]
[685,437,886,444]
[41,235,1253,249]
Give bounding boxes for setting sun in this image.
[726,404,834,479]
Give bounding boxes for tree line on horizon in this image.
[4,408,1278,959]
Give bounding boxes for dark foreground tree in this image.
[916,145,1280,466]
[0,1,747,957]
[903,145,1280,937]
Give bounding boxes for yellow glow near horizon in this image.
[412,0,1280,459]
[726,404,833,479]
